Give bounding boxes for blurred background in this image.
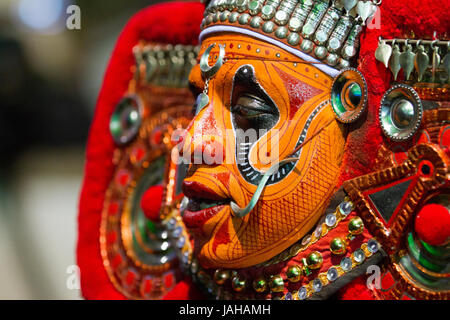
[0,0,162,299]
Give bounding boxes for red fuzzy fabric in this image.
[339,0,450,183]
[163,278,205,300]
[415,204,450,246]
[77,1,203,300]
[141,185,164,222]
[337,277,376,300]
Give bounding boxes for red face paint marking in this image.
[273,65,324,119]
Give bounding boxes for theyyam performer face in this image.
[182,32,348,269]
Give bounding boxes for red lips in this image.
[181,180,229,230]
[183,205,227,230]
[182,180,226,201]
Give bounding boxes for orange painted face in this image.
[181,34,347,269]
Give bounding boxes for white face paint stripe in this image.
[199,25,340,77]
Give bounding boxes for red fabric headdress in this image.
[77,1,204,300]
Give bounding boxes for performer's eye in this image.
[231,66,279,131]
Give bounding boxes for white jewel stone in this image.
[340,257,352,272]
[327,267,339,282]
[367,239,379,253]
[325,213,337,227]
[298,287,308,300]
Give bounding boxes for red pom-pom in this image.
[415,204,450,246]
[141,185,164,222]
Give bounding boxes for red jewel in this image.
[141,277,153,294]
[125,270,137,286]
[247,45,251,51]
[108,201,120,216]
[106,231,117,244]
[265,50,270,55]
[164,272,174,289]
[230,43,234,48]
[132,146,146,163]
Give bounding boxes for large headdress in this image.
[77,2,204,300]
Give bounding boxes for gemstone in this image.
[274,11,288,25]
[262,21,275,33]
[176,237,186,248]
[327,267,339,282]
[261,5,275,20]
[315,46,327,59]
[353,249,366,264]
[231,275,247,292]
[300,39,313,53]
[325,213,337,227]
[289,17,302,32]
[286,265,302,283]
[367,239,379,253]
[214,269,231,285]
[339,201,353,216]
[313,278,323,292]
[301,234,312,246]
[190,260,199,274]
[285,292,293,300]
[269,275,285,293]
[340,257,352,272]
[229,12,240,22]
[330,237,347,255]
[252,277,267,293]
[287,32,300,45]
[298,287,308,300]
[326,53,339,66]
[167,218,176,230]
[315,30,328,43]
[110,97,141,145]
[306,251,323,270]
[339,59,350,69]
[250,16,262,28]
[348,217,364,235]
[275,26,288,39]
[314,224,323,238]
[220,10,231,21]
[238,13,250,24]
[172,226,183,238]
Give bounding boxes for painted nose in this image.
[190,135,225,165]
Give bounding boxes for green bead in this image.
[214,269,230,285]
[306,251,323,270]
[286,265,302,283]
[269,275,285,293]
[348,217,364,235]
[231,275,247,292]
[252,277,267,293]
[330,237,347,255]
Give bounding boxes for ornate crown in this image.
[201,0,381,70]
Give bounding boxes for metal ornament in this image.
[110,95,142,145]
[200,43,226,79]
[356,1,377,25]
[431,41,441,83]
[375,40,392,68]
[389,43,401,80]
[342,0,358,14]
[195,90,210,116]
[399,42,415,80]
[414,44,429,82]
[196,43,226,115]
[330,68,368,123]
[442,49,450,84]
[379,84,423,141]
